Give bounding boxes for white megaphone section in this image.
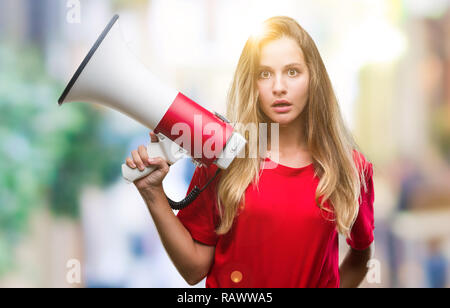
[59,15,247,183]
[61,16,177,132]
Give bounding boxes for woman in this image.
[125,16,375,288]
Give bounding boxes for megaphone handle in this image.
[121,159,156,183]
[121,136,185,183]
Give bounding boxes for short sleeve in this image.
[346,160,375,250]
[176,165,220,246]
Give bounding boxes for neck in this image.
[267,115,308,157]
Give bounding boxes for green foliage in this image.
[0,42,129,275]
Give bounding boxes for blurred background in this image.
[0,0,449,288]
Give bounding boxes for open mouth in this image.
[272,104,293,113]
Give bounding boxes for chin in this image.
[269,113,298,126]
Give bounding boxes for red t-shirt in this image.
[176,152,375,288]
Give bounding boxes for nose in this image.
[272,75,287,97]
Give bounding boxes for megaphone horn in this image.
[58,15,247,209]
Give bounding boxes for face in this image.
[256,36,310,127]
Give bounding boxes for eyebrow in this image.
[258,63,303,70]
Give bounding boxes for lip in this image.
[271,99,292,107]
[271,99,293,113]
[272,105,293,113]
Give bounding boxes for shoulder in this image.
[352,150,373,178]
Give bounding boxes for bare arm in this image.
[339,243,373,288]
[126,131,215,286]
[140,186,215,285]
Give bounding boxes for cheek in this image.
[257,83,272,106]
[289,78,309,99]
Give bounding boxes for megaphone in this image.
[58,15,247,209]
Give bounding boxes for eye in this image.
[287,68,299,77]
[259,71,271,79]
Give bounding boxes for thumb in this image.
[149,131,160,143]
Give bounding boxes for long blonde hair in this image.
[215,16,369,238]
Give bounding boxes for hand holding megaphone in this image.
[125,131,171,191]
[122,131,188,184]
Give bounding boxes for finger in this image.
[149,131,159,143]
[138,145,150,167]
[148,157,170,174]
[125,157,136,169]
[131,150,146,171]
